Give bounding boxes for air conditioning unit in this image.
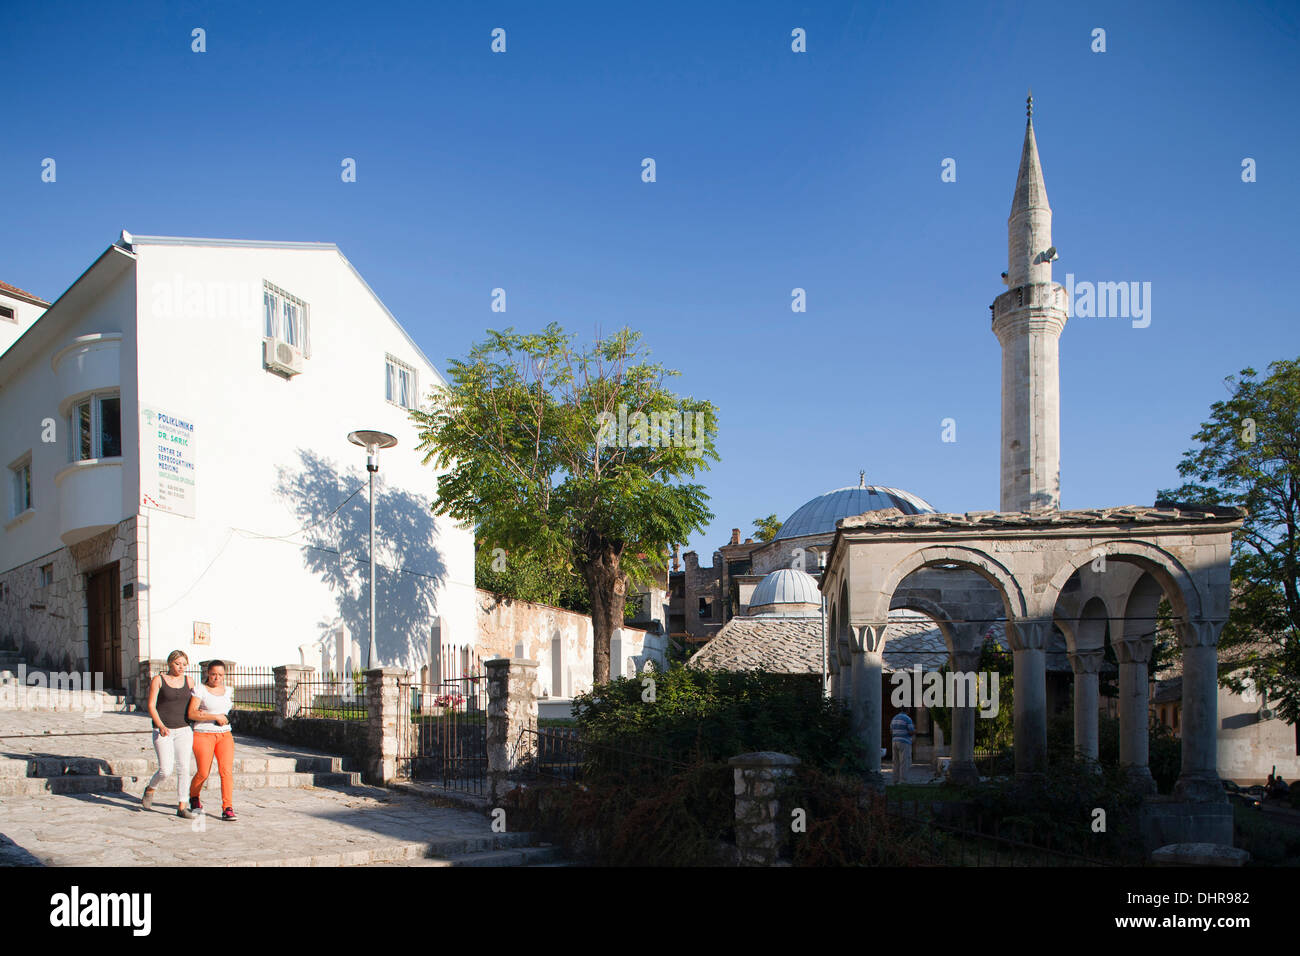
[263,337,304,376]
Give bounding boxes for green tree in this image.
[1158,358,1300,723]
[752,513,783,542]
[413,324,718,683]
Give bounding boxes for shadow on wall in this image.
[275,449,446,670]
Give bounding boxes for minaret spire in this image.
[991,95,1068,513]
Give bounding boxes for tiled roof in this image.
[0,280,47,304]
[838,504,1247,532]
[688,612,1076,676]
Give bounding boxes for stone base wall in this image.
[232,710,367,764]
[0,518,141,690]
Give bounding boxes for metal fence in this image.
[885,798,1118,866]
[517,727,689,785]
[294,672,368,720]
[398,674,489,793]
[183,665,275,711]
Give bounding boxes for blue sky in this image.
[5,0,1298,561]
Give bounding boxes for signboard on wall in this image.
[140,406,196,517]
[193,622,211,646]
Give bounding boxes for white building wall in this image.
[0,289,48,357]
[129,240,474,673]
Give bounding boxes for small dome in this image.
[774,483,935,540]
[749,568,821,613]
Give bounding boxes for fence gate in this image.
[397,652,488,794]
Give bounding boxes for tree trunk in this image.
[580,540,626,686]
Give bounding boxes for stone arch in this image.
[1046,540,1202,624]
[1075,595,1109,654]
[1122,572,1165,643]
[876,545,1028,623]
[887,592,957,654]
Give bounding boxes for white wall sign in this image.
[141,405,196,516]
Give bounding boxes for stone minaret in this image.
[991,93,1068,512]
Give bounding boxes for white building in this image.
[1,281,49,356]
[0,233,476,698]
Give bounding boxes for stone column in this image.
[486,658,539,803]
[1009,620,1049,777]
[852,625,886,790]
[1115,637,1156,794]
[730,752,801,866]
[274,664,315,720]
[1175,620,1226,803]
[363,667,410,786]
[1068,649,1103,764]
[948,647,981,785]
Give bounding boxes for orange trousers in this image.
[190,732,234,808]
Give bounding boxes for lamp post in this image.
[347,430,397,670]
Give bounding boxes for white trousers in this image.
[892,739,912,785]
[147,726,194,803]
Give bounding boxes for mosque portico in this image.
[821,504,1243,810]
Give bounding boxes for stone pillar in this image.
[1175,621,1226,803]
[1068,649,1103,764]
[363,667,410,786]
[274,665,315,720]
[730,752,801,866]
[1009,620,1049,777]
[1116,637,1156,793]
[852,625,886,790]
[486,658,539,803]
[948,647,981,785]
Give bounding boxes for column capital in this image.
[1068,650,1105,675]
[851,623,888,654]
[1114,638,1153,665]
[1006,619,1052,652]
[1177,619,1224,649]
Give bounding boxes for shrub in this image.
[573,663,866,772]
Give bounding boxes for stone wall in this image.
[232,709,368,764]
[1216,685,1300,782]
[475,589,662,699]
[0,517,140,690]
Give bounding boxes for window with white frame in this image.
[9,454,32,517]
[385,356,417,409]
[69,392,122,461]
[263,281,311,354]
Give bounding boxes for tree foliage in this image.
[752,513,783,542]
[413,323,718,682]
[1157,358,1300,723]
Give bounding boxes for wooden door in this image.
[87,565,122,689]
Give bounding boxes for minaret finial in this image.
[859,470,866,489]
[1026,88,1033,120]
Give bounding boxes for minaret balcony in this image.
[991,283,1068,329]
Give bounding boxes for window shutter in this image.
[303,311,312,358]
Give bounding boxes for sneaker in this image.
[177,806,194,819]
[221,807,237,822]
[189,795,203,813]
[141,788,154,810]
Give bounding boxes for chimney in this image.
[730,528,740,546]
[671,544,680,572]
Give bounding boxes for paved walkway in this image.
[0,709,520,867]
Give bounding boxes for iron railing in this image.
[517,727,689,784]
[399,675,489,793]
[183,665,275,711]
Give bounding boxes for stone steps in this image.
[0,686,131,713]
[0,753,355,778]
[369,845,564,867]
[0,770,370,798]
[0,750,368,797]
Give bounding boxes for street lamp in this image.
[347,429,397,670]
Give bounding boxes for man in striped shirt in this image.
[890,710,915,785]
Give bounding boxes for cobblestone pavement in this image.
[0,709,512,867]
